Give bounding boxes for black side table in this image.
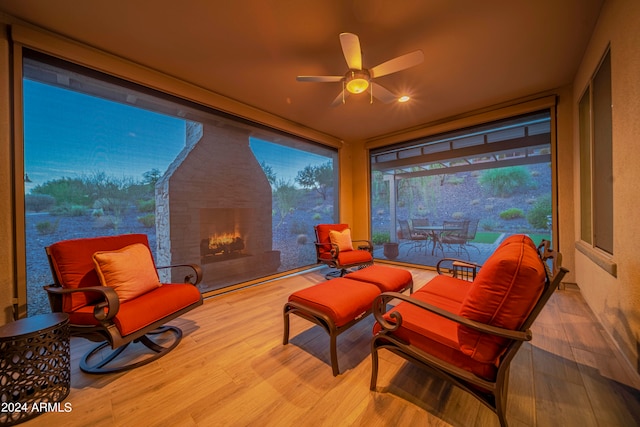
[0,313,70,426]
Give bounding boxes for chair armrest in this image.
[314,242,341,257]
[372,292,531,341]
[352,239,373,253]
[156,263,203,285]
[436,258,481,281]
[43,285,120,322]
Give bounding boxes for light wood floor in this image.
[22,266,640,426]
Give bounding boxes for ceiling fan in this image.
[296,32,424,106]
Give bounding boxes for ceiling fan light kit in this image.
[296,32,423,106]
[345,70,370,94]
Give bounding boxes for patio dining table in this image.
[413,224,463,256]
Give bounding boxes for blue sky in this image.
[23,80,332,193]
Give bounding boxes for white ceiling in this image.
[0,0,604,142]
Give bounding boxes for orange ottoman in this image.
[283,265,413,376]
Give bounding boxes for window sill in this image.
[575,240,617,277]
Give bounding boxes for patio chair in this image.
[314,224,373,279]
[398,219,429,255]
[44,233,203,374]
[370,236,567,427]
[440,219,480,259]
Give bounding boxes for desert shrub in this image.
[527,195,552,229]
[50,203,87,217]
[371,232,390,245]
[25,194,56,212]
[137,214,155,228]
[312,213,322,221]
[35,220,59,235]
[479,166,532,197]
[499,208,525,220]
[93,197,128,215]
[136,198,155,213]
[451,212,465,220]
[296,234,308,245]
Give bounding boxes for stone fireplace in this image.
[156,121,280,292]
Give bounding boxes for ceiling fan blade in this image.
[371,82,398,104]
[339,33,362,70]
[370,50,424,78]
[331,90,349,107]
[296,75,343,82]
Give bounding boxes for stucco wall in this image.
[572,0,640,373]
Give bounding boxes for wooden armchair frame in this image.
[44,234,203,374]
[370,240,567,427]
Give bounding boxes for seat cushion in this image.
[346,265,412,293]
[416,275,471,307]
[458,234,546,363]
[68,283,202,336]
[288,278,381,327]
[47,234,152,312]
[373,288,498,380]
[93,243,162,302]
[335,249,373,267]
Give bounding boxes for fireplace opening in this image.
[200,208,254,264]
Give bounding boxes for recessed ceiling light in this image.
[398,95,411,103]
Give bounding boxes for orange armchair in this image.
[370,236,567,426]
[314,224,373,279]
[44,234,203,374]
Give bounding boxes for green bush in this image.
[499,208,525,220]
[137,214,155,228]
[479,166,532,197]
[25,194,56,212]
[35,220,59,235]
[371,232,390,245]
[527,195,552,229]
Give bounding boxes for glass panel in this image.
[579,87,593,244]
[23,51,337,316]
[370,111,552,268]
[592,50,613,254]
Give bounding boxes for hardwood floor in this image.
[22,266,640,426]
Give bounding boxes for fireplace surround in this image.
[156,121,280,292]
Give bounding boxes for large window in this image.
[579,48,613,255]
[22,51,338,316]
[370,110,553,267]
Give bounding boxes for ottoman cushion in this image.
[346,265,413,293]
[288,278,381,327]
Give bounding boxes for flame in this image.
[208,233,239,249]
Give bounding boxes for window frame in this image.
[578,47,614,256]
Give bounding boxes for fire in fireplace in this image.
[201,233,245,257]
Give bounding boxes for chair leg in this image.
[80,326,183,374]
[370,339,379,390]
[329,333,340,376]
